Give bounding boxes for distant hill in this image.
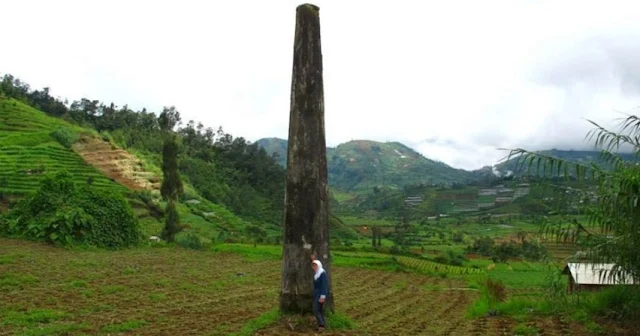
[494,149,639,176]
[256,138,478,191]
[257,138,640,192]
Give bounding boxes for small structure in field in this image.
[562,263,637,293]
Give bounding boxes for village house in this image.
[562,263,637,293]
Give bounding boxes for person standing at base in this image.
[312,259,328,332]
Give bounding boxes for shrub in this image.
[176,232,203,250]
[486,278,507,305]
[2,171,141,248]
[135,189,155,205]
[435,249,467,266]
[587,286,640,320]
[50,127,78,148]
[101,132,114,143]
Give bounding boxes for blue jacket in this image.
[313,271,328,300]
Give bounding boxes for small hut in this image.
[562,263,637,293]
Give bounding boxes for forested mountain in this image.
[258,138,640,191]
[257,138,478,191]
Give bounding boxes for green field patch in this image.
[148,293,167,301]
[395,255,484,275]
[0,253,26,264]
[20,322,92,336]
[1,309,69,327]
[0,272,40,290]
[100,319,147,333]
[100,285,126,295]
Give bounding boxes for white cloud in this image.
[2,0,640,170]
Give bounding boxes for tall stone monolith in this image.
[280,3,332,313]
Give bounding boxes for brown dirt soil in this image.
[72,135,160,192]
[0,238,634,336]
[0,198,8,213]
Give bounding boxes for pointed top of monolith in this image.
[297,3,319,12]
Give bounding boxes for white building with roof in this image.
[562,263,637,292]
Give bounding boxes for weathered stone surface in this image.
[280,3,333,313]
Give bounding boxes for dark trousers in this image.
[313,299,326,327]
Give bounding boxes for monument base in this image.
[280,292,334,314]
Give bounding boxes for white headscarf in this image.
[312,260,325,280]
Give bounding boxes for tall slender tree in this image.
[371,227,377,248]
[160,134,184,243]
[280,3,332,313]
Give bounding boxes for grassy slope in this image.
[0,97,250,241]
[0,98,127,196]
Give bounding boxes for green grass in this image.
[330,190,358,202]
[512,323,539,335]
[0,272,40,290]
[0,98,127,197]
[230,309,281,336]
[395,255,484,275]
[339,216,396,226]
[210,243,282,261]
[2,309,69,326]
[100,319,147,333]
[326,311,356,330]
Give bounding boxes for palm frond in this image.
[619,114,640,139]
[586,120,635,152]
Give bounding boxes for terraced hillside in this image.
[0,98,127,196]
[73,135,161,193]
[0,96,255,240]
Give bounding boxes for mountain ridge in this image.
[256,137,485,191]
[256,137,636,191]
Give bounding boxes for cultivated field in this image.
[0,238,602,336]
[0,98,125,196]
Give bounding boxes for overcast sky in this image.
[2,0,640,170]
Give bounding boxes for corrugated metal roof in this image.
[563,263,637,285]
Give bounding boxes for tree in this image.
[371,227,376,248]
[506,115,640,281]
[162,200,180,243]
[371,226,382,248]
[453,231,464,244]
[160,135,184,242]
[246,224,267,246]
[281,4,332,313]
[158,106,181,132]
[161,136,184,201]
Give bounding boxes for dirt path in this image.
[72,135,160,192]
